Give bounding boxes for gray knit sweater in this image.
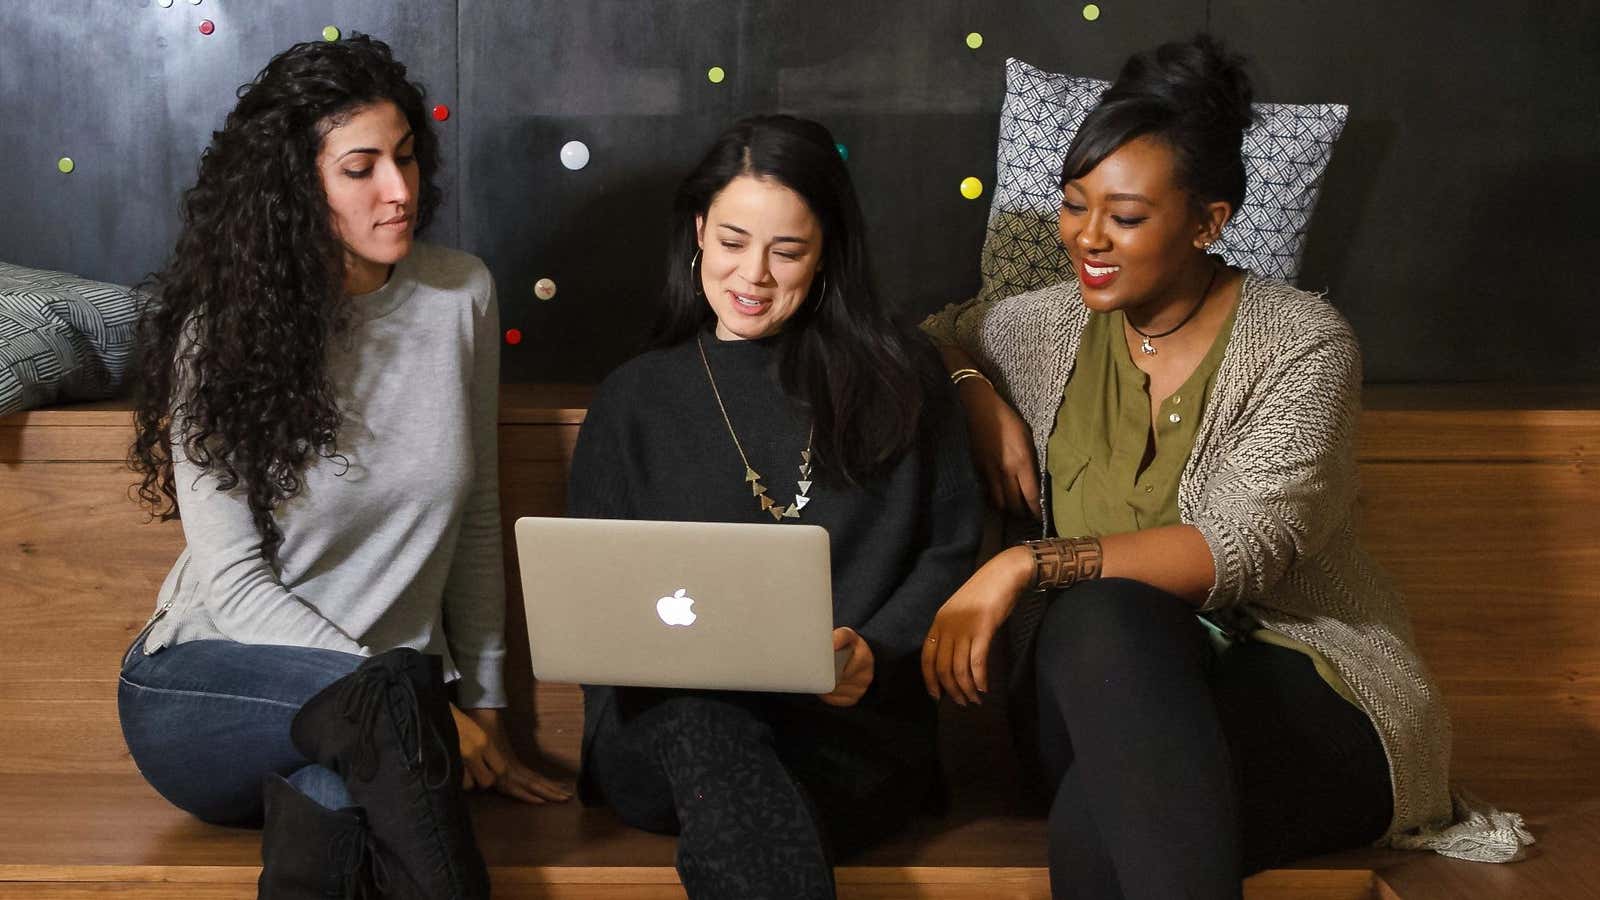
[140,243,508,708]
[923,272,1459,841]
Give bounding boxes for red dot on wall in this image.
[198,19,215,35]
[504,328,523,346]
[432,104,451,122]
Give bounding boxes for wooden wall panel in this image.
[2,403,1598,822]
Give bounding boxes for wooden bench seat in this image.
[2,772,1596,899]
[2,384,1597,899]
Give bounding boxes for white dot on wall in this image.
[559,140,590,171]
[534,278,558,301]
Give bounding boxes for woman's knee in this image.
[1038,578,1180,653]
[1035,578,1200,690]
[285,764,354,811]
[634,693,772,749]
[594,693,776,830]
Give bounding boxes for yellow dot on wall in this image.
[57,157,75,174]
[707,66,726,84]
[1083,4,1102,21]
[959,176,983,200]
[322,25,341,42]
[965,32,983,50]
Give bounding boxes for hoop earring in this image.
[690,248,703,297]
[813,271,827,304]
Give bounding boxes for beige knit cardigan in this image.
[923,273,1531,859]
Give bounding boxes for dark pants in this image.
[587,688,933,900]
[1035,579,1392,900]
[117,634,364,825]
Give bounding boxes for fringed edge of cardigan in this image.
[1381,788,1535,863]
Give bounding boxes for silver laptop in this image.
[514,517,840,693]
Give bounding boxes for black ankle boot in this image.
[258,773,382,899]
[291,648,491,900]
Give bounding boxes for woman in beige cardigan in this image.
[920,36,1467,898]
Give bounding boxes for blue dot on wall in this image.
[835,143,849,161]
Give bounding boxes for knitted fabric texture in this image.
[922,274,1532,860]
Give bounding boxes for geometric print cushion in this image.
[0,261,145,416]
[979,57,1349,303]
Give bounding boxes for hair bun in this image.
[1175,34,1255,133]
[1109,33,1256,136]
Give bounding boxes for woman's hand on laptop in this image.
[819,627,874,707]
[451,705,574,804]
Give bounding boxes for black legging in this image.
[587,688,932,900]
[1035,578,1392,899]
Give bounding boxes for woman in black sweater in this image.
[567,115,982,899]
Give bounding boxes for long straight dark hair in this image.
[650,114,940,486]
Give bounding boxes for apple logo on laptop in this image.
[656,588,697,627]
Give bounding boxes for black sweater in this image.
[567,329,983,772]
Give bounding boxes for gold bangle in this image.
[950,367,992,388]
[1024,536,1103,591]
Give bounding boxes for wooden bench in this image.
[1,384,1596,899]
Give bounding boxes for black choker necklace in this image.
[1128,263,1219,356]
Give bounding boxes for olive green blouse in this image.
[1046,308,1234,536]
[1045,305,1357,705]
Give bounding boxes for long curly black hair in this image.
[129,34,441,564]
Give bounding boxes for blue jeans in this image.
[118,632,365,826]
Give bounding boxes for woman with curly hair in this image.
[120,34,567,898]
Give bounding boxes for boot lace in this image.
[329,821,391,899]
[336,662,454,790]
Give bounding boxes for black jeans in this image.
[1035,578,1392,899]
[587,688,932,900]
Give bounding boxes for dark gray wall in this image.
[2,1,1595,383]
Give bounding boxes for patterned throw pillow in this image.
[979,58,1349,302]
[0,262,144,415]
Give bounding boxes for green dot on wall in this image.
[57,157,75,174]
[1083,4,1102,21]
[965,32,983,50]
[707,66,726,84]
[322,25,341,42]
[835,143,849,161]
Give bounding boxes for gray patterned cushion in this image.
[0,262,144,415]
[980,57,1349,302]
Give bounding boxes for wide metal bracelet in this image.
[1024,536,1104,591]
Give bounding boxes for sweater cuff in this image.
[919,300,968,348]
[854,631,893,706]
[856,621,918,671]
[452,652,507,708]
[1192,515,1245,612]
